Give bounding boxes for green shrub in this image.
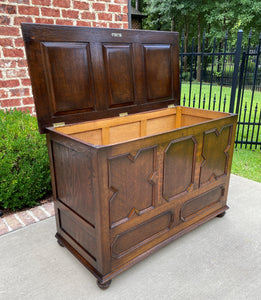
[0,109,52,211]
[182,72,190,81]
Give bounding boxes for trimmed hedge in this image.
[0,109,52,211]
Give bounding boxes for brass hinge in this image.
[168,104,175,108]
[53,122,65,128]
[119,112,128,117]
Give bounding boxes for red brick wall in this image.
[0,0,129,114]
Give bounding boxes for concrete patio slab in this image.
[0,174,261,300]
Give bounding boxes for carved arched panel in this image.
[108,146,157,228]
[200,124,233,186]
[163,136,197,201]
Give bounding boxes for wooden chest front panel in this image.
[96,116,236,271]
[48,107,237,278]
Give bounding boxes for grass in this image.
[180,82,261,114]
[181,82,261,182]
[181,82,232,112]
[231,148,261,182]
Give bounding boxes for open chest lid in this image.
[22,23,180,133]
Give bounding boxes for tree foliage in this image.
[142,0,261,46]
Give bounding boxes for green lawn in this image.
[181,82,261,182]
[231,148,261,182]
[180,82,261,114]
[181,82,233,112]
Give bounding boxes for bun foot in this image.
[216,211,226,218]
[97,279,112,290]
[57,239,64,247]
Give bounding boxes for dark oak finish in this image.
[57,239,64,248]
[216,211,226,218]
[97,279,112,289]
[22,23,180,133]
[22,24,237,289]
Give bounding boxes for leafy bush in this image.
[0,109,52,211]
[182,72,191,81]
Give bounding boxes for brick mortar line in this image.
[39,205,51,217]
[2,218,12,232]
[27,210,39,222]
[0,10,126,18]
[14,213,26,227]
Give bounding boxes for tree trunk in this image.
[196,13,201,81]
[171,17,175,31]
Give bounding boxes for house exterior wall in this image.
[0,0,128,114]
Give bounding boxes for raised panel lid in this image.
[21,23,180,133]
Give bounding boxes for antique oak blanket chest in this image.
[22,24,237,289]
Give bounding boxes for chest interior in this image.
[54,106,228,146]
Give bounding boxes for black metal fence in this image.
[179,30,261,149]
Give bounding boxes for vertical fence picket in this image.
[250,103,258,149]
[189,37,195,106]
[183,94,186,106]
[180,30,184,92]
[235,52,246,114]
[203,94,206,109]
[229,30,243,113]
[219,30,228,111]
[199,29,206,108]
[237,30,252,118]
[241,103,248,148]
[213,94,216,110]
[245,33,261,148]
[255,108,261,149]
[223,95,227,112]
[209,38,216,110]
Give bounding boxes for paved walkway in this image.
[0,174,261,299]
[0,200,54,236]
